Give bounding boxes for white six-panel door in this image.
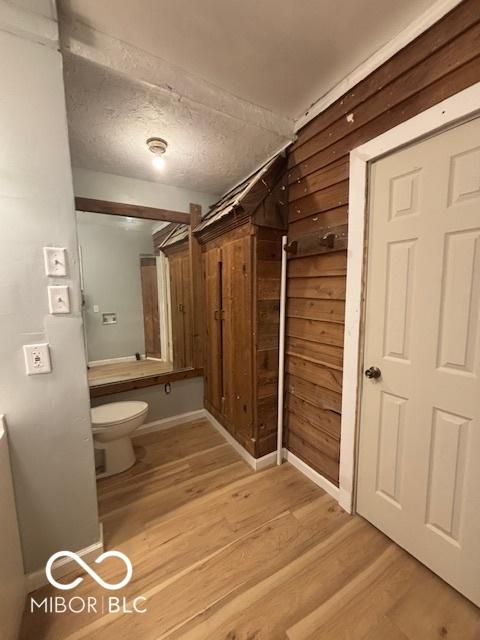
[356,116,480,606]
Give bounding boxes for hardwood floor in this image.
[88,358,173,386]
[21,419,480,639]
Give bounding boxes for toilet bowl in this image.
[91,401,148,478]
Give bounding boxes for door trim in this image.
[339,81,480,514]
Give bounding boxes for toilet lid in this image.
[91,401,148,427]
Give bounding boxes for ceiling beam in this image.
[75,197,191,224]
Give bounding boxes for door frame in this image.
[339,81,480,514]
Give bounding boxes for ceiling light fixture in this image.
[147,137,168,170]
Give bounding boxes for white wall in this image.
[0,418,25,640]
[72,167,217,213]
[0,4,100,574]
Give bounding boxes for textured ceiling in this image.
[59,0,439,194]
[60,0,437,119]
[63,54,290,195]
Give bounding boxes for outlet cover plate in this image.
[23,343,52,375]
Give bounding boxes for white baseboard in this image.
[254,450,278,471]
[136,409,207,435]
[26,524,104,593]
[203,410,278,471]
[284,450,340,502]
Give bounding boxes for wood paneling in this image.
[287,411,340,461]
[286,355,342,394]
[287,336,343,371]
[222,233,253,440]
[285,0,480,484]
[286,373,342,413]
[254,227,284,451]
[288,206,348,240]
[289,181,349,222]
[287,317,344,347]
[203,247,223,413]
[289,159,349,202]
[287,393,341,440]
[288,276,346,300]
[189,204,205,370]
[288,252,347,278]
[256,299,280,349]
[288,297,345,323]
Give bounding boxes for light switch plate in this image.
[23,343,52,375]
[48,285,70,314]
[43,247,67,277]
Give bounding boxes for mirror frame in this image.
[75,197,204,398]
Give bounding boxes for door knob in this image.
[365,366,381,379]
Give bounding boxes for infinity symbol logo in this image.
[46,550,133,591]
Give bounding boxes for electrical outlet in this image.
[23,343,52,375]
[43,247,67,277]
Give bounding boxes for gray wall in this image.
[0,13,99,573]
[91,377,204,423]
[77,213,156,362]
[73,167,218,213]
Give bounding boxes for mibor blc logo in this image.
[30,550,147,615]
[46,550,133,591]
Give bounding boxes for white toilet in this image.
[91,401,148,478]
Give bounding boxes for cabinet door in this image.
[222,236,253,439]
[203,246,223,412]
[140,257,161,358]
[169,250,192,369]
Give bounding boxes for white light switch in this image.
[43,247,67,277]
[48,285,70,314]
[23,343,52,375]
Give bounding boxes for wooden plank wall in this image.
[255,226,283,456]
[285,0,480,485]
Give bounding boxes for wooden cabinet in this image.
[204,231,254,444]
[196,154,287,458]
[201,224,285,456]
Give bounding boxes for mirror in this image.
[76,210,194,389]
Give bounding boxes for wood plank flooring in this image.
[88,358,173,387]
[21,419,480,639]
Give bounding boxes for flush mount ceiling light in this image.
[146,137,168,170]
